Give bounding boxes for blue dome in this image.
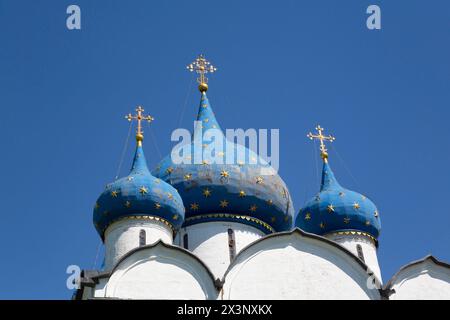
[152,92,294,234]
[296,160,381,240]
[93,143,185,239]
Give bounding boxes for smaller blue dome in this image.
[296,160,381,239]
[93,143,185,239]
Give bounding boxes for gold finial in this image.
[307,125,336,162]
[125,106,154,146]
[187,54,217,93]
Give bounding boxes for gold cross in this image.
[307,125,335,161]
[125,106,154,145]
[187,54,217,92]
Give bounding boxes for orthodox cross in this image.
[125,106,154,145]
[307,125,335,161]
[187,54,217,92]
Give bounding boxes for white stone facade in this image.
[77,226,450,300]
[103,218,173,270]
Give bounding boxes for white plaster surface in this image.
[100,243,218,299]
[104,218,173,270]
[179,221,265,279]
[222,231,380,300]
[325,233,382,282]
[388,259,450,300]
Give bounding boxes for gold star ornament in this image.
[139,186,148,195]
[219,200,229,208]
[220,170,229,178]
[327,204,335,213]
[202,188,212,197]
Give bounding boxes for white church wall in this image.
[325,232,382,282]
[387,257,450,300]
[104,218,173,270]
[222,230,380,300]
[178,221,265,279]
[101,242,218,299]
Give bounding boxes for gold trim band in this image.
[185,213,275,233]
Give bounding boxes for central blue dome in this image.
[152,92,294,233]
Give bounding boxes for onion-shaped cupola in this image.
[296,125,381,240]
[152,55,294,234]
[93,106,185,239]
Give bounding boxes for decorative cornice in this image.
[102,215,176,240]
[184,213,275,233]
[326,230,378,246]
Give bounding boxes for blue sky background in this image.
[0,0,449,299]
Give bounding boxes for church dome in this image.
[93,110,185,239]
[295,128,381,240]
[152,92,294,234]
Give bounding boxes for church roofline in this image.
[382,254,450,298]
[221,227,382,290]
[74,240,221,299]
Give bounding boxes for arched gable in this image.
[222,228,381,300]
[102,241,219,299]
[384,255,450,300]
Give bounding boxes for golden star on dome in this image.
[94,202,99,210]
[256,176,263,184]
[353,202,360,210]
[266,199,273,206]
[190,203,199,211]
[124,201,131,208]
[167,192,173,200]
[327,204,335,213]
[184,174,192,181]
[203,118,209,123]
[173,214,179,220]
[155,203,161,210]
[111,190,119,198]
[219,200,229,208]
[305,212,311,220]
[250,205,257,212]
[344,217,350,224]
[166,167,174,174]
[320,222,326,229]
[139,186,148,195]
[365,220,371,226]
[238,190,246,197]
[220,170,229,178]
[202,188,212,197]
[271,217,276,223]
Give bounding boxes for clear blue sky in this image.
[0,0,449,299]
